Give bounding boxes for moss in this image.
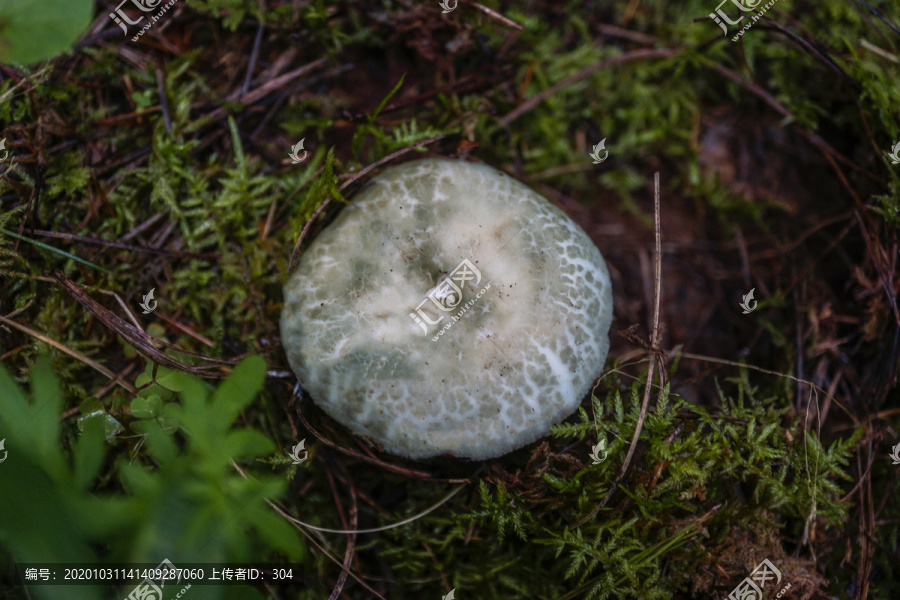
[1,0,898,598]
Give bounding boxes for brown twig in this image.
[702,60,861,172]
[242,22,266,96]
[155,67,172,136]
[229,460,387,600]
[345,72,510,121]
[153,312,216,348]
[857,442,875,600]
[422,541,451,591]
[287,193,332,274]
[275,484,467,534]
[188,58,330,132]
[49,269,235,378]
[266,497,388,600]
[95,361,138,399]
[468,1,523,30]
[703,59,899,327]
[337,135,446,194]
[748,211,853,261]
[621,172,664,488]
[295,398,470,484]
[573,172,664,527]
[596,23,657,45]
[0,313,136,394]
[326,467,358,600]
[678,351,855,422]
[751,19,854,83]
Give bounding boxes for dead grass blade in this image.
[48,269,235,378]
[0,313,137,394]
[295,394,470,484]
[325,464,358,600]
[574,172,665,527]
[230,460,387,600]
[468,1,523,30]
[275,484,466,535]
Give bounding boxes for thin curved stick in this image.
[678,351,854,423]
[278,484,466,534]
[573,172,663,528]
[295,398,471,484]
[272,502,387,600]
[230,460,387,600]
[327,467,358,600]
[0,313,137,394]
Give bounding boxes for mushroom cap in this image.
[281,158,613,460]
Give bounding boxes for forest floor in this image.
[1,0,900,599]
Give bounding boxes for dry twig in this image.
[49,269,236,378]
[573,172,665,527]
[295,395,470,484]
[0,313,137,394]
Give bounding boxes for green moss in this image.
[1,0,898,597]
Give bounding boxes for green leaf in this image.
[246,507,306,560]
[23,358,65,478]
[0,360,30,425]
[0,227,110,273]
[370,73,406,123]
[209,355,267,434]
[224,429,274,461]
[137,419,178,465]
[2,355,303,581]
[130,395,162,419]
[0,0,94,65]
[155,368,193,392]
[72,416,106,491]
[117,461,158,493]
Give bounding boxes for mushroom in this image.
[281,158,613,460]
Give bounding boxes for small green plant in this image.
[388,370,862,600]
[0,0,93,65]
[0,356,303,600]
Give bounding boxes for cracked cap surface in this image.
[281,158,613,459]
